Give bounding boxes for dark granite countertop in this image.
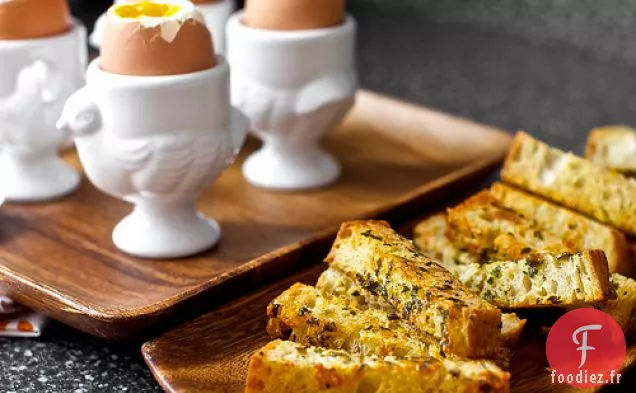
[3,2,636,392]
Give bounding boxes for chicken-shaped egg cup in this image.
[0,0,87,201]
[90,0,235,55]
[227,0,357,190]
[58,0,248,259]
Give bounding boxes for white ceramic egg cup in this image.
[57,57,248,259]
[90,0,235,55]
[198,0,235,55]
[0,22,87,202]
[226,13,357,190]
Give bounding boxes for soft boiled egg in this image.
[0,0,71,40]
[100,0,216,76]
[243,0,345,31]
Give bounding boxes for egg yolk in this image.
[114,2,182,19]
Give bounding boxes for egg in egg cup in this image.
[0,0,87,201]
[58,0,248,259]
[227,0,358,190]
[90,0,235,55]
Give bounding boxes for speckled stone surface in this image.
[2,2,636,392]
[0,323,160,392]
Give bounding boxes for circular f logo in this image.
[572,324,602,368]
[546,309,626,388]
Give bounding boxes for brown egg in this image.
[0,0,71,40]
[243,0,345,31]
[100,0,216,76]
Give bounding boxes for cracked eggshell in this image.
[243,0,345,30]
[0,0,71,40]
[100,0,216,76]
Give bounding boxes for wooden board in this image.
[141,237,636,393]
[0,91,511,340]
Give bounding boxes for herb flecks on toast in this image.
[501,131,636,236]
[490,183,630,275]
[325,220,502,359]
[318,266,526,350]
[453,251,615,308]
[267,283,444,359]
[316,267,395,313]
[446,190,575,261]
[414,214,616,308]
[245,340,511,393]
[413,212,478,269]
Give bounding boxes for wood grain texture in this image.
[142,243,636,393]
[0,91,511,340]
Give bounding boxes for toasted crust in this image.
[414,214,616,308]
[315,267,395,313]
[596,274,636,339]
[245,340,510,393]
[413,213,476,281]
[454,251,616,308]
[501,131,636,236]
[325,220,502,359]
[489,183,631,275]
[317,267,525,351]
[567,274,636,339]
[446,190,575,260]
[500,313,526,348]
[630,243,636,277]
[585,126,636,174]
[413,212,478,268]
[266,283,444,358]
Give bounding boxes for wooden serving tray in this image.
[0,91,510,340]
[141,223,636,393]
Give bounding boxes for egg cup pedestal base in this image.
[112,199,221,259]
[228,13,357,191]
[0,152,80,202]
[243,142,341,190]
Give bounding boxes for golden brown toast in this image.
[592,273,636,339]
[586,126,636,174]
[446,190,575,260]
[454,251,615,308]
[566,274,636,338]
[317,267,526,350]
[414,214,616,308]
[413,212,478,268]
[489,183,631,275]
[325,220,502,359]
[315,267,395,313]
[266,283,443,358]
[501,131,636,236]
[245,340,511,393]
[500,313,527,348]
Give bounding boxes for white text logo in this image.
[572,324,602,368]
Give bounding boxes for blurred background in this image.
[69,0,114,30]
[70,0,636,155]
